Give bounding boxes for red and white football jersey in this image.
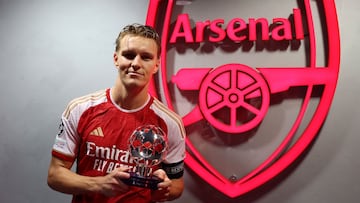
[52,88,186,203]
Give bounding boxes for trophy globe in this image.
[124,124,167,189]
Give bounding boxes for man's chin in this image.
[123,80,146,89]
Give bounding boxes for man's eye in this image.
[123,53,135,60]
[141,55,153,60]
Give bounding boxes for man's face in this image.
[114,35,160,89]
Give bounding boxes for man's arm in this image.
[47,156,130,197]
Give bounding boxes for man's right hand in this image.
[97,167,131,197]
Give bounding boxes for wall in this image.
[0,0,359,202]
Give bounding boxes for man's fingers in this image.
[153,169,166,180]
[110,166,131,179]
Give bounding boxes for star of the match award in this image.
[122,124,167,190]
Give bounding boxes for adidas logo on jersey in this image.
[90,127,104,137]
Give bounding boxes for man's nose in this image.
[130,55,141,69]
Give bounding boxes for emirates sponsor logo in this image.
[86,142,140,173]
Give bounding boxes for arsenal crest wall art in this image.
[145,0,340,198]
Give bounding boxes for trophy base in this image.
[122,172,162,190]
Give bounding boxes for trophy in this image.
[122,124,167,190]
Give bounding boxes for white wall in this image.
[0,0,359,202]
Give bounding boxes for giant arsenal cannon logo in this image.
[145,0,340,198]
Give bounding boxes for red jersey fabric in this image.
[52,88,186,203]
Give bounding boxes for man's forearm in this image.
[48,163,99,195]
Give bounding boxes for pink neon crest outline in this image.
[146,0,340,198]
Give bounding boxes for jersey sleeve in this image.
[51,102,81,162]
[151,98,186,164]
[162,116,186,179]
[51,89,108,162]
[165,120,186,164]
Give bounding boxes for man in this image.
[47,23,186,203]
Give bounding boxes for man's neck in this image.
[111,84,150,110]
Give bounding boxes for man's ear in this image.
[113,52,119,67]
[153,58,160,74]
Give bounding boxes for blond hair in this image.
[115,23,161,57]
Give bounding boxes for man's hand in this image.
[151,169,171,202]
[98,167,131,197]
